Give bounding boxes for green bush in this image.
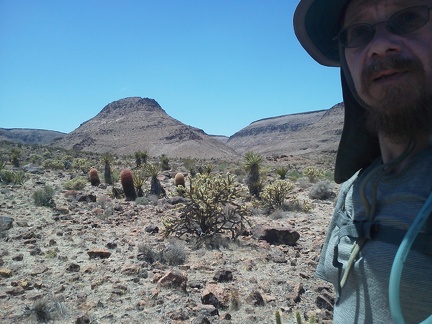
[43,159,65,170]
[33,186,55,207]
[162,173,250,239]
[63,177,87,190]
[72,158,91,173]
[0,170,26,185]
[260,180,295,211]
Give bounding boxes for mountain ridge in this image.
[1,97,344,159]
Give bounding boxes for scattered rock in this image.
[0,268,13,278]
[144,225,159,234]
[87,249,111,259]
[158,270,188,291]
[0,216,14,231]
[213,269,233,282]
[66,263,81,272]
[201,283,229,309]
[246,290,265,306]
[252,226,300,245]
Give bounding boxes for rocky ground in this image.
[0,156,337,324]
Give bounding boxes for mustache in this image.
[361,56,422,83]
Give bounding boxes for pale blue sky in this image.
[0,0,342,137]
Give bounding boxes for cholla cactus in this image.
[162,173,250,239]
[120,169,137,201]
[303,166,324,182]
[261,180,295,211]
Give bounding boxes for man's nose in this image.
[367,23,402,58]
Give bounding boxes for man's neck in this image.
[378,133,431,172]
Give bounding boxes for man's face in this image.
[343,0,432,138]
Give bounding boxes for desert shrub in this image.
[269,209,286,220]
[160,154,170,171]
[63,176,87,190]
[0,159,6,171]
[33,299,52,322]
[162,173,250,239]
[232,167,245,177]
[303,166,324,183]
[162,240,187,266]
[137,240,186,265]
[43,159,65,170]
[29,154,43,164]
[309,180,335,200]
[260,180,295,211]
[287,169,302,181]
[0,170,26,185]
[33,185,55,207]
[286,198,313,212]
[72,158,91,173]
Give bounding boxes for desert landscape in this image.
[0,97,342,323]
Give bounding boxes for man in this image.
[294,0,432,323]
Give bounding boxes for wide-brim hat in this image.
[293,0,350,67]
[294,0,381,183]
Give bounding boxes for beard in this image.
[358,56,432,142]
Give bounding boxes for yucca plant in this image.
[134,151,148,168]
[133,170,146,197]
[145,163,165,197]
[11,148,21,167]
[102,152,113,185]
[244,151,263,197]
[275,166,289,180]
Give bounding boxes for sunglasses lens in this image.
[340,24,374,48]
[338,6,430,48]
[389,6,429,34]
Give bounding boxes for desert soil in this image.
[0,164,337,324]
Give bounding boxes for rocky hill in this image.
[2,98,345,161]
[0,128,65,145]
[226,103,344,157]
[51,97,239,159]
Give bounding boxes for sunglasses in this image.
[337,6,432,48]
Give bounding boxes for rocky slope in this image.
[0,129,65,146]
[226,104,344,157]
[51,97,239,159]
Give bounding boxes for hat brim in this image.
[293,0,349,67]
